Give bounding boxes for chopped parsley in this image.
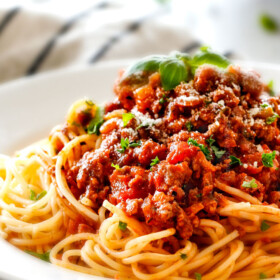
[260,103,269,108]
[117,138,141,153]
[122,112,135,127]
[259,272,267,279]
[25,250,50,262]
[118,221,127,231]
[242,179,258,189]
[266,113,279,125]
[128,140,141,148]
[262,151,276,168]
[111,163,120,170]
[159,94,168,104]
[229,155,242,166]
[194,273,202,280]
[206,135,225,159]
[211,145,225,159]
[259,14,278,33]
[267,80,275,96]
[180,253,187,260]
[117,138,130,153]
[150,156,160,167]
[206,135,215,146]
[30,190,47,201]
[30,189,36,201]
[36,190,47,200]
[186,121,193,132]
[260,221,270,232]
[87,106,104,135]
[188,138,212,160]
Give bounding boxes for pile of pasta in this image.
[1,100,280,280]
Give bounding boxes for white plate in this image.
[0,59,280,280]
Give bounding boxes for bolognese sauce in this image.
[60,57,280,240]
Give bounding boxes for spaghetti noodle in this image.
[1,50,280,280]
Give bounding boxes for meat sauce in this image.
[64,64,280,239]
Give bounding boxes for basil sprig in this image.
[122,47,230,91]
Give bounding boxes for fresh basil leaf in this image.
[259,14,278,33]
[159,58,188,91]
[191,49,230,71]
[123,55,165,79]
[262,151,276,168]
[170,51,192,66]
[25,250,50,262]
[87,106,104,135]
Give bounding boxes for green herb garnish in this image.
[186,121,193,132]
[180,253,187,260]
[30,190,46,201]
[159,58,188,90]
[260,103,269,108]
[118,221,127,231]
[85,100,94,106]
[266,113,279,124]
[128,140,141,148]
[87,106,104,135]
[267,80,275,96]
[259,272,267,279]
[36,190,47,201]
[194,273,202,280]
[122,49,230,91]
[122,112,135,127]
[206,135,215,146]
[242,179,258,189]
[206,135,225,159]
[260,221,270,232]
[262,151,276,168]
[150,156,160,167]
[211,146,225,159]
[259,14,278,33]
[30,189,36,201]
[111,163,120,170]
[188,138,212,160]
[117,138,130,153]
[229,155,242,166]
[25,250,50,262]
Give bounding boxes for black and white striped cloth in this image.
[0,0,204,84]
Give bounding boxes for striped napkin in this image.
[0,0,203,84]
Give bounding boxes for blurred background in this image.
[0,0,280,84]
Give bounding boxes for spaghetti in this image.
[1,50,280,280]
